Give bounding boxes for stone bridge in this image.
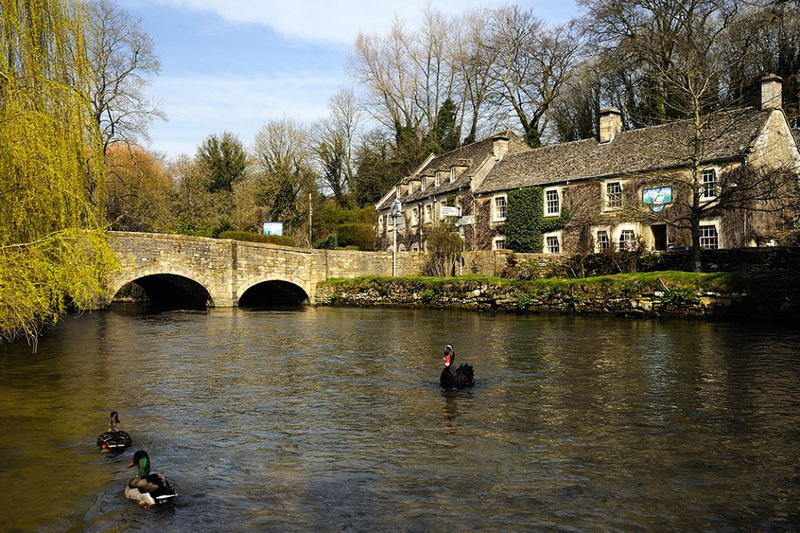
[106,232,425,307]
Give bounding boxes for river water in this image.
[1,306,799,531]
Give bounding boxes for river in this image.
[1,307,799,531]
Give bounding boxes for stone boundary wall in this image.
[314,278,800,320]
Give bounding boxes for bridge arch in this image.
[110,268,215,308]
[236,276,310,307]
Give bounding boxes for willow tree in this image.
[0,0,118,346]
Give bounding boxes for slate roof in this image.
[377,131,530,210]
[477,107,774,194]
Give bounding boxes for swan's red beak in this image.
[443,354,452,367]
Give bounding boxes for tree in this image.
[251,119,317,244]
[105,144,174,232]
[312,89,362,208]
[169,155,232,236]
[424,98,461,154]
[84,0,164,155]
[485,7,585,147]
[197,132,247,193]
[0,0,117,346]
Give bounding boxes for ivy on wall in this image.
[503,186,571,252]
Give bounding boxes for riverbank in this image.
[316,271,800,319]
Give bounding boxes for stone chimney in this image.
[599,107,623,143]
[761,74,783,110]
[492,133,510,160]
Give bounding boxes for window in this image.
[605,181,623,210]
[701,169,718,199]
[434,173,440,187]
[378,215,384,234]
[409,207,418,227]
[619,229,637,251]
[450,167,457,182]
[546,236,560,253]
[420,179,426,191]
[544,188,560,216]
[424,204,432,224]
[492,195,507,221]
[493,236,506,250]
[699,224,719,249]
[596,230,610,252]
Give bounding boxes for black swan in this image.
[439,344,474,389]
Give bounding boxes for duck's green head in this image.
[127,450,150,477]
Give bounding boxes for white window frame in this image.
[619,229,637,251]
[420,179,426,192]
[423,204,432,224]
[603,180,623,211]
[613,223,639,252]
[409,207,418,227]
[591,225,612,253]
[434,173,440,187]
[448,169,456,183]
[700,168,719,201]
[492,194,508,222]
[543,230,562,254]
[543,187,561,217]
[493,236,507,250]
[699,218,722,249]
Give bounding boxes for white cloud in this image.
[143,0,515,44]
[146,72,342,158]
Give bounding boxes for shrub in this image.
[422,223,464,276]
[217,231,296,246]
[336,223,374,250]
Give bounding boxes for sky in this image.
[125,0,582,160]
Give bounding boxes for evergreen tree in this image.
[197,132,247,193]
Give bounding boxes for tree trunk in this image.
[690,216,702,272]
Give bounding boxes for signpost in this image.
[390,199,402,276]
[440,205,460,217]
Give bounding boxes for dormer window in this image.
[450,167,457,182]
[434,173,440,187]
[420,179,426,191]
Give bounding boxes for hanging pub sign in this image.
[642,186,673,212]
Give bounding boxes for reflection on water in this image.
[1,308,800,530]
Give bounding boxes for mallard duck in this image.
[97,411,132,451]
[440,344,474,389]
[124,450,177,506]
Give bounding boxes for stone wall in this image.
[315,276,800,320]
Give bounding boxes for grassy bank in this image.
[318,270,800,317]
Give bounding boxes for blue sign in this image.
[642,186,673,212]
[262,222,284,236]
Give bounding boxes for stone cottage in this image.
[376,75,800,254]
